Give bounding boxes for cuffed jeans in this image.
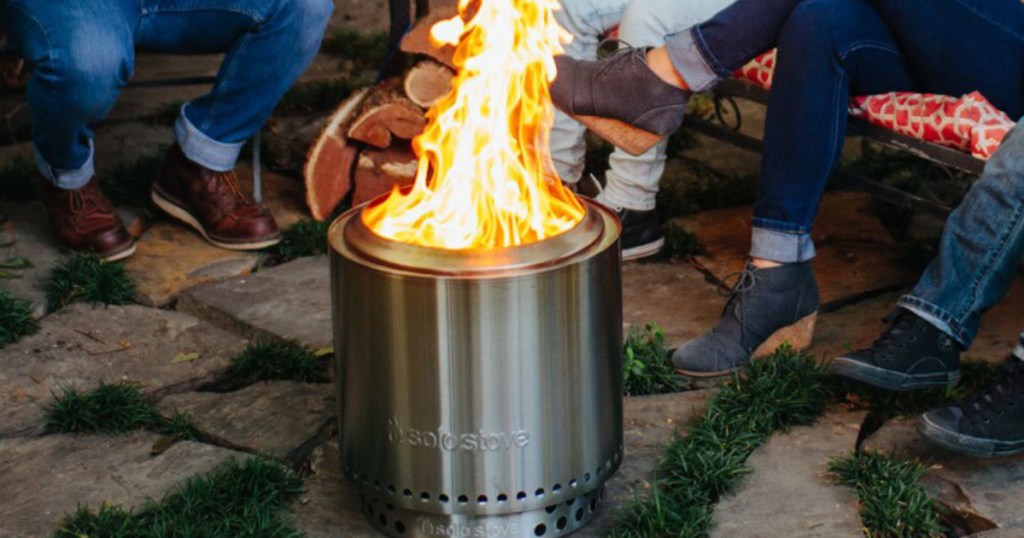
[898,120,1024,349]
[552,0,732,210]
[664,0,1024,262]
[3,0,332,189]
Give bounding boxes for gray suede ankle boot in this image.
[672,262,820,378]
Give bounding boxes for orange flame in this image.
[361,0,584,249]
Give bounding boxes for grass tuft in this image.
[829,451,944,538]
[321,30,391,69]
[222,338,327,390]
[622,322,682,396]
[655,222,705,262]
[261,219,330,266]
[611,344,832,537]
[0,288,39,348]
[45,252,136,313]
[96,148,166,208]
[276,78,356,116]
[53,457,304,538]
[46,382,160,434]
[0,156,39,202]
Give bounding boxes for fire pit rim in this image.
[330,195,620,277]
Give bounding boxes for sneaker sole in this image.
[151,189,281,251]
[675,311,817,379]
[829,357,959,391]
[102,242,137,262]
[917,414,1024,457]
[622,237,665,261]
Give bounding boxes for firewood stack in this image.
[304,10,457,222]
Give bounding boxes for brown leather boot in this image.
[40,177,136,262]
[151,146,280,250]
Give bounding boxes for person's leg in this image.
[673,0,922,376]
[831,120,1024,390]
[550,0,631,188]
[2,0,137,260]
[136,0,332,249]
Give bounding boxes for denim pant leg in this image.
[135,0,332,171]
[899,121,1024,348]
[3,0,137,189]
[752,0,920,262]
[598,0,733,211]
[865,0,1024,120]
[550,0,630,186]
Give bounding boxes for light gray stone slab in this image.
[0,304,245,436]
[0,433,248,538]
[622,261,725,350]
[865,417,1024,530]
[159,381,335,459]
[710,411,865,538]
[178,256,333,349]
[0,201,63,319]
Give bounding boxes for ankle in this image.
[750,258,783,269]
[645,47,689,91]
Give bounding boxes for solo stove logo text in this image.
[387,417,530,451]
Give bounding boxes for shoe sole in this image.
[675,311,818,379]
[622,238,665,261]
[151,189,281,251]
[102,242,137,262]
[574,115,662,157]
[829,357,959,391]
[917,414,1024,457]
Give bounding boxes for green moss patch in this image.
[622,323,683,396]
[219,339,329,391]
[53,457,304,538]
[0,288,39,348]
[828,451,943,538]
[611,345,832,537]
[261,219,330,266]
[45,253,136,313]
[46,381,198,439]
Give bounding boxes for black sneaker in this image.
[618,208,664,261]
[918,356,1024,457]
[830,309,960,391]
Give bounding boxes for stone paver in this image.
[0,433,248,538]
[622,261,725,350]
[0,304,245,436]
[679,192,919,305]
[178,256,332,349]
[0,201,61,319]
[711,411,865,538]
[159,381,335,459]
[865,417,1024,530]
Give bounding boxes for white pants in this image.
[552,0,734,210]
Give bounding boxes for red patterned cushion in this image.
[735,50,1013,159]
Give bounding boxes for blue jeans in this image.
[3,0,332,189]
[899,120,1024,348]
[664,0,1024,263]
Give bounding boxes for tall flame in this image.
[361,0,584,250]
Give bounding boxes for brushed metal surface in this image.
[330,198,623,537]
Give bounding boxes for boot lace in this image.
[866,310,920,358]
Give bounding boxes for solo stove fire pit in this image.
[329,196,623,538]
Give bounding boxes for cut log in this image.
[573,115,665,156]
[304,88,370,221]
[404,61,454,109]
[347,100,426,148]
[400,6,459,69]
[352,144,419,206]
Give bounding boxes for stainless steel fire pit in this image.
[329,196,623,538]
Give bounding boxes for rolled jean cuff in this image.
[175,104,244,172]
[35,142,94,190]
[663,26,725,92]
[896,295,970,347]
[1014,333,1024,361]
[749,226,815,263]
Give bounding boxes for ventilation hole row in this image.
[363,498,408,535]
[347,453,620,508]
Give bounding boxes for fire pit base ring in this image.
[361,486,607,538]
